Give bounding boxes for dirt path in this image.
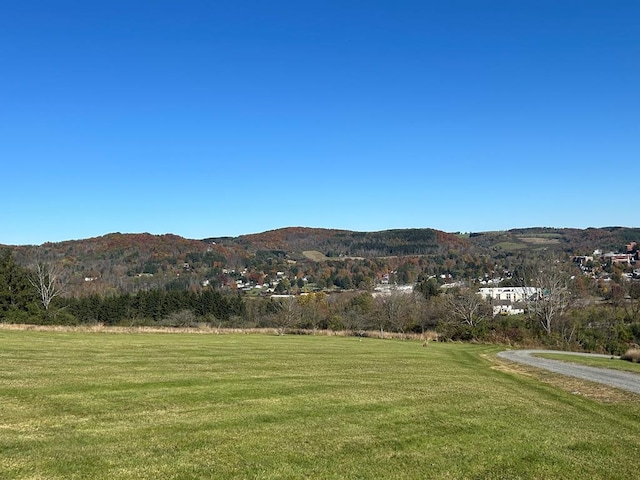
[497,350,640,395]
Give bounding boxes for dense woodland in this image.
[2,226,640,354]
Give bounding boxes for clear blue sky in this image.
[1,1,638,245]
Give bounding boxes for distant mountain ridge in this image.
[3,226,639,296]
[5,226,640,260]
[205,227,467,258]
[468,226,640,254]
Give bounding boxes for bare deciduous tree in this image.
[415,294,445,333]
[374,290,416,337]
[521,259,572,336]
[28,261,66,311]
[272,296,301,335]
[162,309,197,327]
[444,287,488,327]
[342,308,367,336]
[373,292,403,338]
[625,282,640,322]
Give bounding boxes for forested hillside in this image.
[468,227,640,254]
[3,226,639,297]
[207,227,467,257]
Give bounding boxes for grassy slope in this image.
[1,332,639,479]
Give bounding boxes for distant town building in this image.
[602,253,636,265]
[479,287,540,302]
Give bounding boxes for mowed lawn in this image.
[1,331,639,479]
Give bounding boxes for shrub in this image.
[621,349,640,363]
[160,309,197,328]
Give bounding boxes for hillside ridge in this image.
[3,226,639,297]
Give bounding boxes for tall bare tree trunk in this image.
[28,262,65,310]
[521,259,572,336]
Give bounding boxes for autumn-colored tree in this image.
[299,292,328,333]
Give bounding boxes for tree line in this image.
[2,249,640,355]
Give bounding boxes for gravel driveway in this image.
[497,350,640,395]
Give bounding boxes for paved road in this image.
[497,350,640,395]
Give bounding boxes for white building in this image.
[479,287,540,316]
[372,284,414,297]
[492,304,525,316]
[479,287,540,303]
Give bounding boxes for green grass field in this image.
[1,330,639,479]
[492,241,527,252]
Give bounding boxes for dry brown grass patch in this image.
[0,323,434,341]
[517,236,561,245]
[621,349,640,363]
